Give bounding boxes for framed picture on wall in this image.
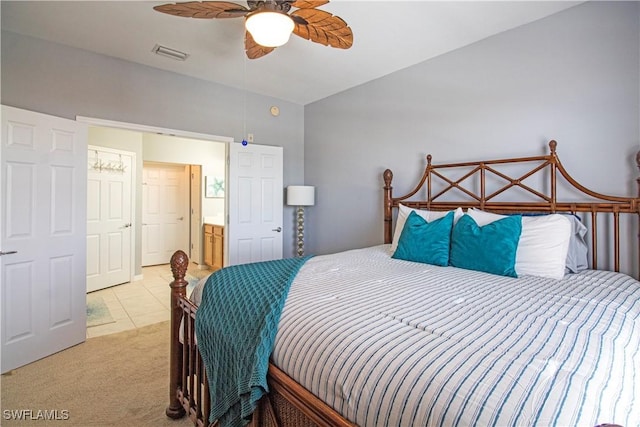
[205,176,225,198]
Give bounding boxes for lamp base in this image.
[296,206,305,257]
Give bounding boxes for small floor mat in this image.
[86,295,115,328]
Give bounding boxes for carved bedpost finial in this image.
[170,250,188,283]
[427,154,432,166]
[549,140,557,154]
[383,169,393,187]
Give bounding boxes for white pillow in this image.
[390,205,463,253]
[467,209,572,280]
[564,216,588,273]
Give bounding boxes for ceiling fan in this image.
[153,0,353,59]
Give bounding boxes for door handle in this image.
[121,223,132,229]
[177,217,184,221]
[0,251,18,256]
[272,227,282,232]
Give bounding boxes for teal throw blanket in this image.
[195,256,311,427]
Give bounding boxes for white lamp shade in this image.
[287,186,315,206]
[245,11,294,48]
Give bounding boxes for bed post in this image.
[383,169,394,244]
[549,140,558,212]
[636,150,640,280]
[166,250,188,419]
[637,150,640,197]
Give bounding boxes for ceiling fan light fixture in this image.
[245,11,294,48]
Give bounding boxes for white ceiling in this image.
[1,1,581,105]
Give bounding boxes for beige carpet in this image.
[1,321,193,427]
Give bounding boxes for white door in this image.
[86,146,134,293]
[142,163,189,266]
[227,143,283,265]
[1,105,87,373]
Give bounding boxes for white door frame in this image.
[76,117,233,145]
[76,117,233,269]
[87,145,136,289]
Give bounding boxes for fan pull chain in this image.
[241,54,248,146]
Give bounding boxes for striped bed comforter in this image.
[270,245,640,427]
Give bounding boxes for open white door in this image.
[227,142,283,265]
[86,146,134,292]
[1,105,87,373]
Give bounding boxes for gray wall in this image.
[3,1,639,274]
[304,1,640,276]
[1,30,305,259]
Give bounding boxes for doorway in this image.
[83,120,230,282]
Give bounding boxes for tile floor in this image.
[86,262,212,338]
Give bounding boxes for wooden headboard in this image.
[383,140,640,276]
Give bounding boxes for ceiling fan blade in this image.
[245,32,275,59]
[291,0,329,9]
[291,8,353,49]
[154,1,249,19]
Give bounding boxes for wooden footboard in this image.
[166,250,356,427]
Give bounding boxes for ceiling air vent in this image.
[152,44,189,61]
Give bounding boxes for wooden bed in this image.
[166,140,640,427]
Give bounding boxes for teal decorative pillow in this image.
[392,210,454,266]
[450,214,522,277]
